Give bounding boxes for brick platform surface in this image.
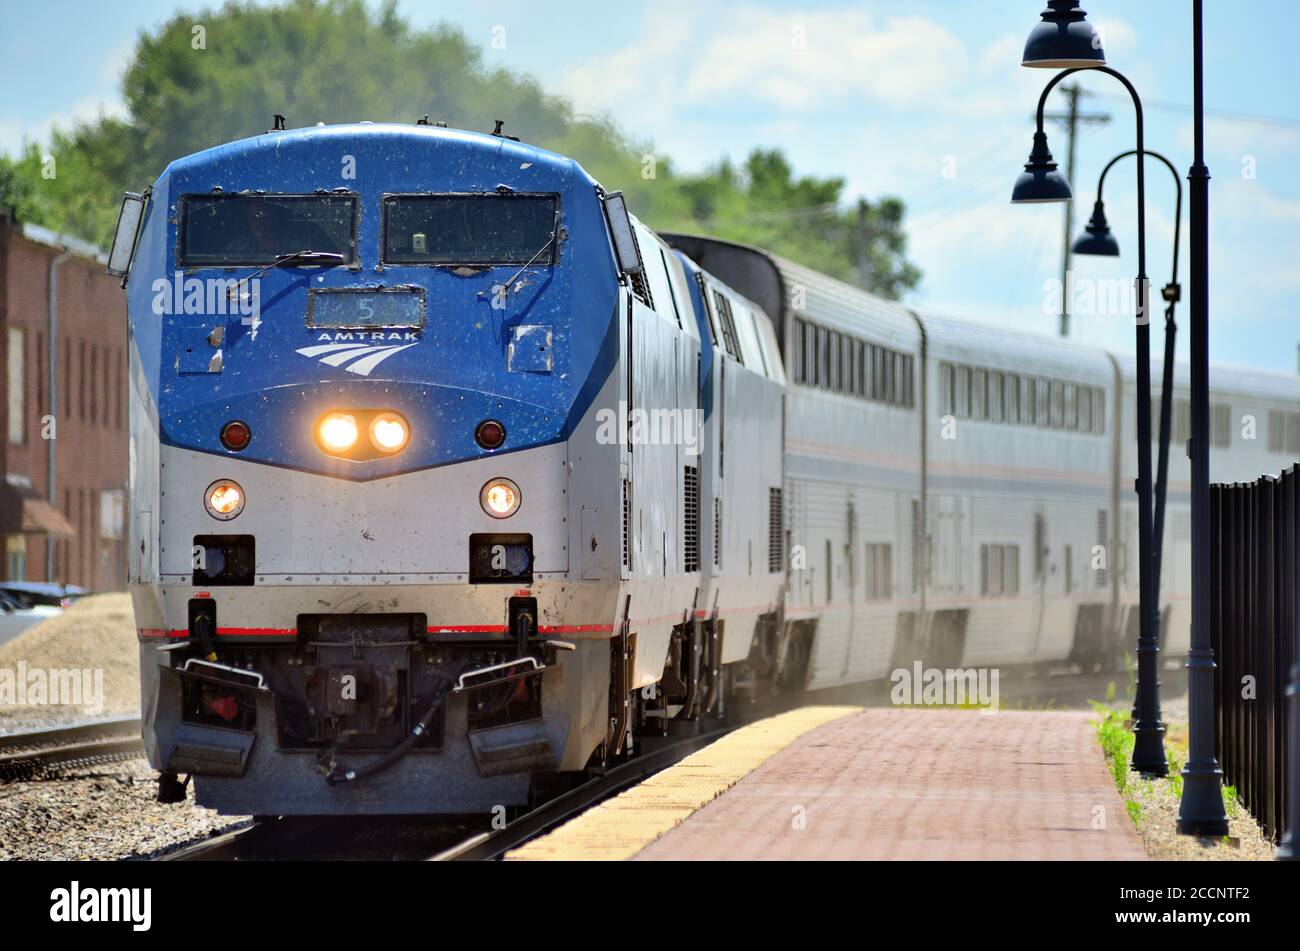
[634,708,1147,861]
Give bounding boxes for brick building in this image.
[0,211,129,591]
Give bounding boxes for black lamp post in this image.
[1013,3,1168,776]
[1176,0,1230,837]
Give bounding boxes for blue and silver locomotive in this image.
[113,121,784,814]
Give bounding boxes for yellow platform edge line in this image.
[505,705,862,861]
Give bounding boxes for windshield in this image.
[179,194,357,266]
[383,194,558,265]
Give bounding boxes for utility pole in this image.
[1045,83,1109,337]
[855,199,873,293]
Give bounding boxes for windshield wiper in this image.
[497,234,557,296]
[228,250,347,302]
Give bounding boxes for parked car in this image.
[0,581,87,610]
[0,589,62,647]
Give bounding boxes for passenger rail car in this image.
[110,122,1299,816]
[664,235,1298,686]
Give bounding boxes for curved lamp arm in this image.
[1098,149,1183,298]
[1035,66,1147,295]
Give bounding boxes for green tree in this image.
[0,0,918,298]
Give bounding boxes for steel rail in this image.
[0,716,144,780]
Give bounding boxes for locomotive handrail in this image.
[181,658,269,691]
[452,656,543,693]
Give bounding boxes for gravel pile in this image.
[0,593,140,731]
[0,757,249,860]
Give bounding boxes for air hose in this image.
[323,663,467,786]
[323,696,444,785]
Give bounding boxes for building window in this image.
[7,328,24,444]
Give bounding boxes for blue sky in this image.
[3,0,1298,372]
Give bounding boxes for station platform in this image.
[507,706,1147,861]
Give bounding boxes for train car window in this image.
[1050,380,1065,428]
[1064,383,1078,430]
[1094,388,1106,435]
[1005,373,1020,423]
[1005,546,1020,595]
[989,371,1004,422]
[939,363,954,416]
[1021,376,1036,425]
[1036,378,1051,426]
[1212,403,1232,448]
[179,194,357,266]
[972,369,987,419]
[1266,410,1299,452]
[955,365,970,418]
[1174,398,1191,444]
[1079,385,1094,432]
[382,194,558,265]
[712,294,739,363]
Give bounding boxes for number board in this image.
[306,287,426,329]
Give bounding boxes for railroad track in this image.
[158,719,734,861]
[0,716,145,781]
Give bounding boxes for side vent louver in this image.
[684,466,700,572]
[622,478,632,569]
[768,487,783,573]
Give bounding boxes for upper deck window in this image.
[179,194,357,266]
[383,194,558,265]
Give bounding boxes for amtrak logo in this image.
[296,332,419,377]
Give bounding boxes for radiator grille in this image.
[684,466,700,572]
[713,498,721,567]
[768,487,783,573]
[622,478,631,569]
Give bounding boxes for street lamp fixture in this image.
[1022,1,1107,69]
[1011,131,1074,203]
[1072,201,1120,257]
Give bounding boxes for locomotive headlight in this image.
[317,412,359,453]
[205,479,245,520]
[369,412,410,453]
[480,477,521,519]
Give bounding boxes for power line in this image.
[1095,93,1300,130]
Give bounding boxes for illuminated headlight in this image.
[369,412,410,453]
[205,479,245,520]
[317,412,359,453]
[480,478,521,519]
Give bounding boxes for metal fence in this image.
[1211,465,1297,843]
